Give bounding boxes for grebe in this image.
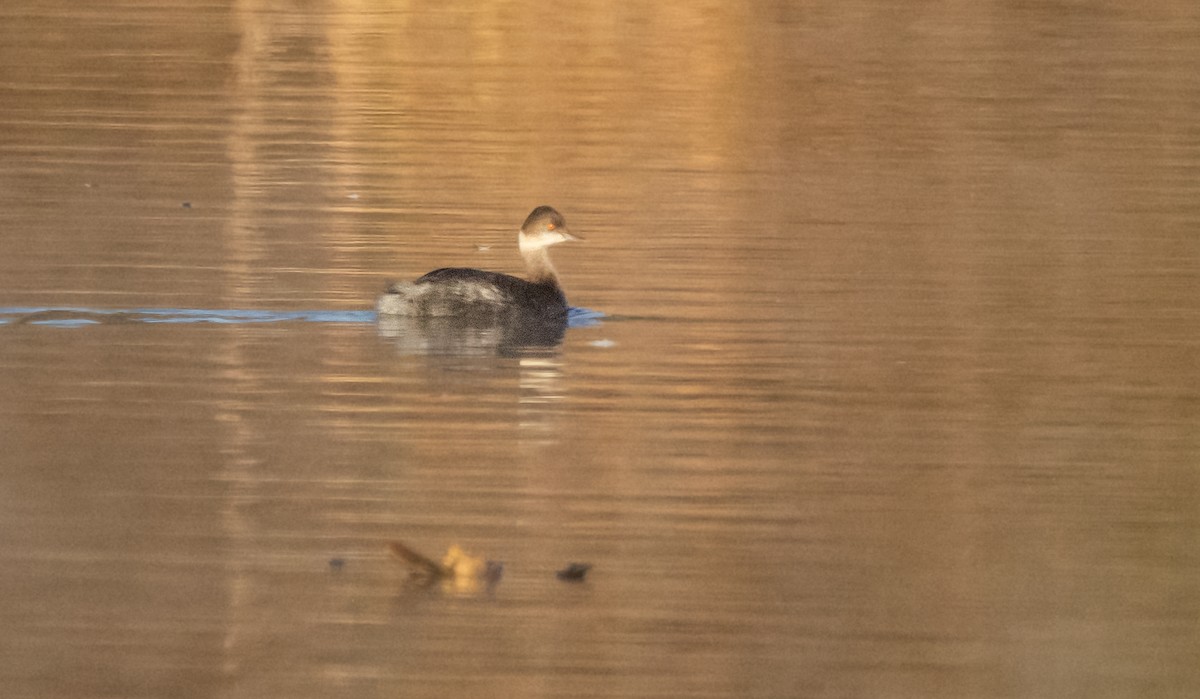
[376,206,580,318]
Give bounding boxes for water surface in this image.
[1,2,1198,698]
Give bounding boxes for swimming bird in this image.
[377,206,580,319]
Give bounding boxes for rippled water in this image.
[2,2,1198,697]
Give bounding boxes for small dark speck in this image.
[484,560,504,585]
[556,562,592,582]
[181,202,192,209]
[328,558,345,572]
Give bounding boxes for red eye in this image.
[547,222,556,230]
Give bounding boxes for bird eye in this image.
[547,222,556,230]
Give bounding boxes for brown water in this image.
[2,2,1199,697]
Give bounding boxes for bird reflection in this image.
[375,313,567,357]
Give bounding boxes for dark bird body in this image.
[377,206,579,319]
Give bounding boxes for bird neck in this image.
[521,245,560,286]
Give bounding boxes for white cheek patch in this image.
[518,233,546,253]
[519,231,568,253]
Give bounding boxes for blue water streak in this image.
[1,306,603,328]
[0,307,376,327]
